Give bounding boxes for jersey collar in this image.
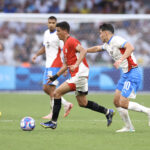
[107,36,113,44]
[50,29,56,34]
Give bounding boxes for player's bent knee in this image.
[53,90,61,99]
[114,100,120,107]
[113,98,120,107]
[119,99,129,109]
[43,85,49,94]
[77,100,88,107]
[78,103,86,107]
[77,99,87,107]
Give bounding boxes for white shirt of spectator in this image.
[43,29,64,68]
[102,35,137,73]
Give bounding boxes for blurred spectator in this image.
[0,19,150,67]
[0,0,149,14]
[0,0,150,67]
[0,43,7,65]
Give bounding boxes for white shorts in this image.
[66,76,88,96]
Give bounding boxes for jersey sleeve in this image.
[102,43,107,50]
[113,36,127,48]
[70,38,80,50]
[71,39,80,49]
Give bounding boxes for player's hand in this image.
[46,74,59,84]
[69,64,78,72]
[113,59,122,69]
[32,55,37,63]
[46,75,52,84]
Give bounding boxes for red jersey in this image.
[63,36,89,77]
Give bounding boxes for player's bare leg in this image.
[40,82,71,129]
[119,94,150,127]
[76,94,115,126]
[126,96,150,127]
[42,84,73,119]
[114,90,135,132]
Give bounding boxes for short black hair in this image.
[48,16,57,21]
[99,23,114,34]
[56,21,70,33]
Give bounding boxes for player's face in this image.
[48,19,56,32]
[56,27,65,40]
[99,30,108,43]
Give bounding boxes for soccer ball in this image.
[20,117,35,131]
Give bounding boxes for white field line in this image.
[0,120,13,122]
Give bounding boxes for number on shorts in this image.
[123,81,131,90]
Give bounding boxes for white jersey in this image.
[102,35,138,73]
[43,29,64,68]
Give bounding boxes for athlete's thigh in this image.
[43,84,55,92]
[76,94,88,107]
[54,81,71,98]
[114,89,121,107]
[43,84,56,91]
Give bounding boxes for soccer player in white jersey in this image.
[32,16,73,119]
[87,23,150,132]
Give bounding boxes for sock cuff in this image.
[117,107,128,114]
[117,107,123,111]
[128,101,134,110]
[54,98,61,105]
[86,101,93,108]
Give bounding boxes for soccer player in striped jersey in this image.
[40,21,114,129]
[87,23,150,132]
[32,16,73,120]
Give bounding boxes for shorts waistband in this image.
[132,66,138,69]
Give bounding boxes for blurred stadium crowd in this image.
[0,0,150,14]
[1,20,150,67]
[0,0,150,67]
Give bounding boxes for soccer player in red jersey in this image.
[40,21,114,129]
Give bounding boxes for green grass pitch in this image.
[0,93,150,150]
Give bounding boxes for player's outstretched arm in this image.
[32,46,45,63]
[87,45,103,53]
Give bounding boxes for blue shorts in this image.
[116,67,142,99]
[43,68,61,86]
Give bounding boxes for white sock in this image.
[61,97,69,107]
[50,98,54,113]
[50,97,68,114]
[128,101,149,114]
[117,107,134,129]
